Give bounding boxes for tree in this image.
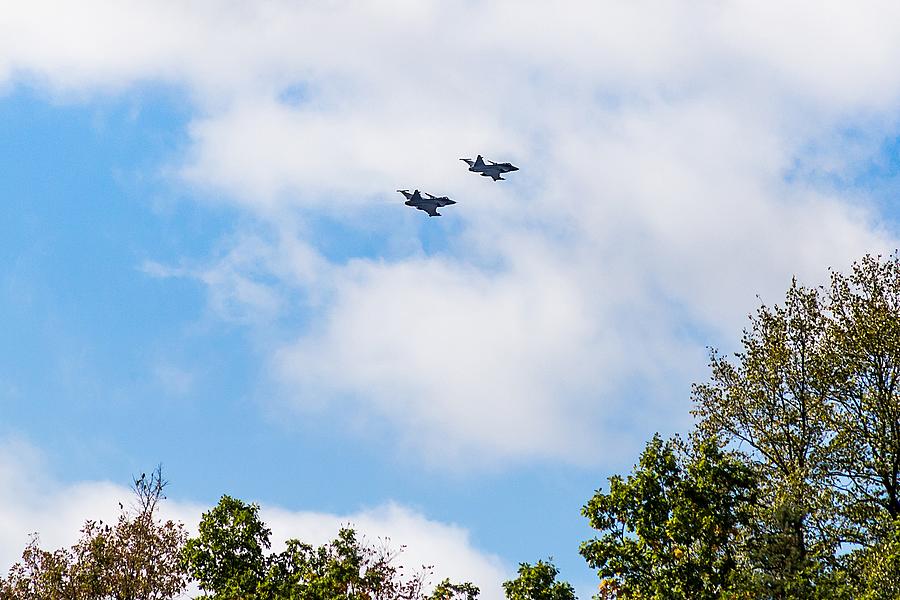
[828,255,900,534]
[580,256,900,597]
[430,579,480,600]
[1,537,76,600]
[686,255,900,596]
[502,560,575,600]
[184,494,479,599]
[580,435,757,600]
[691,281,845,596]
[265,528,432,600]
[0,466,187,600]
[182,495,272,598]
[847,518,900,600]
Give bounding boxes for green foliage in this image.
[852,518,900,599]
[264,527,430,599]
[429,578,480,600]
[183,495,479,599]
[0,467,187,600]
[501,560,575,600]
[828,255,900,528]
[691,279,851,596]
[685,254,900,596]
[580,435,757,600]
[182,495,272,597]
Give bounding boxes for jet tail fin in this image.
[474,155,485,168]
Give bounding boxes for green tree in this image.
[582,256,900,597]
[265,527,432,599]
[691,281,844,596]
[828,255,900,533]
[847,518,900,600]
[429,579,480,600]
[502,560,575,600]
[182,495,272,598]
[580,435,757,600]
[184,494,479,599]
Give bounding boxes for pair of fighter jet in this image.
[398,155,519,217]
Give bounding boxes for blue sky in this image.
[3,2,900,598]
[0,85,601,587]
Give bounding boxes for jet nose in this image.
[510,165,519,171]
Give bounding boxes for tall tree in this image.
[828,254,900,536]
[691,281,843,595]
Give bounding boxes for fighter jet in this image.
[460,155,519,181]
[397,189,456,217]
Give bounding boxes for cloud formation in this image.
[4,1,900,464]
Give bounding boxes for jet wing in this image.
[417,203,441,217]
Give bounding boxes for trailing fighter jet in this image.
[397,189,456,217]
[460,155,519,181]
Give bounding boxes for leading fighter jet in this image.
[460,155,519,181]
[397,189,456,217]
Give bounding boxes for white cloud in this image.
[276,252,607,462]
[5,1,900,464]
[0,440,507,599]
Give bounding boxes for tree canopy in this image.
[5,255,900,599]
[184,495,482,600]
[581,435,757,600]
[502,560,575,600]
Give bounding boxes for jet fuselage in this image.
[460,155,518,181]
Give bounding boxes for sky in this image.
[2,1,900,598]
